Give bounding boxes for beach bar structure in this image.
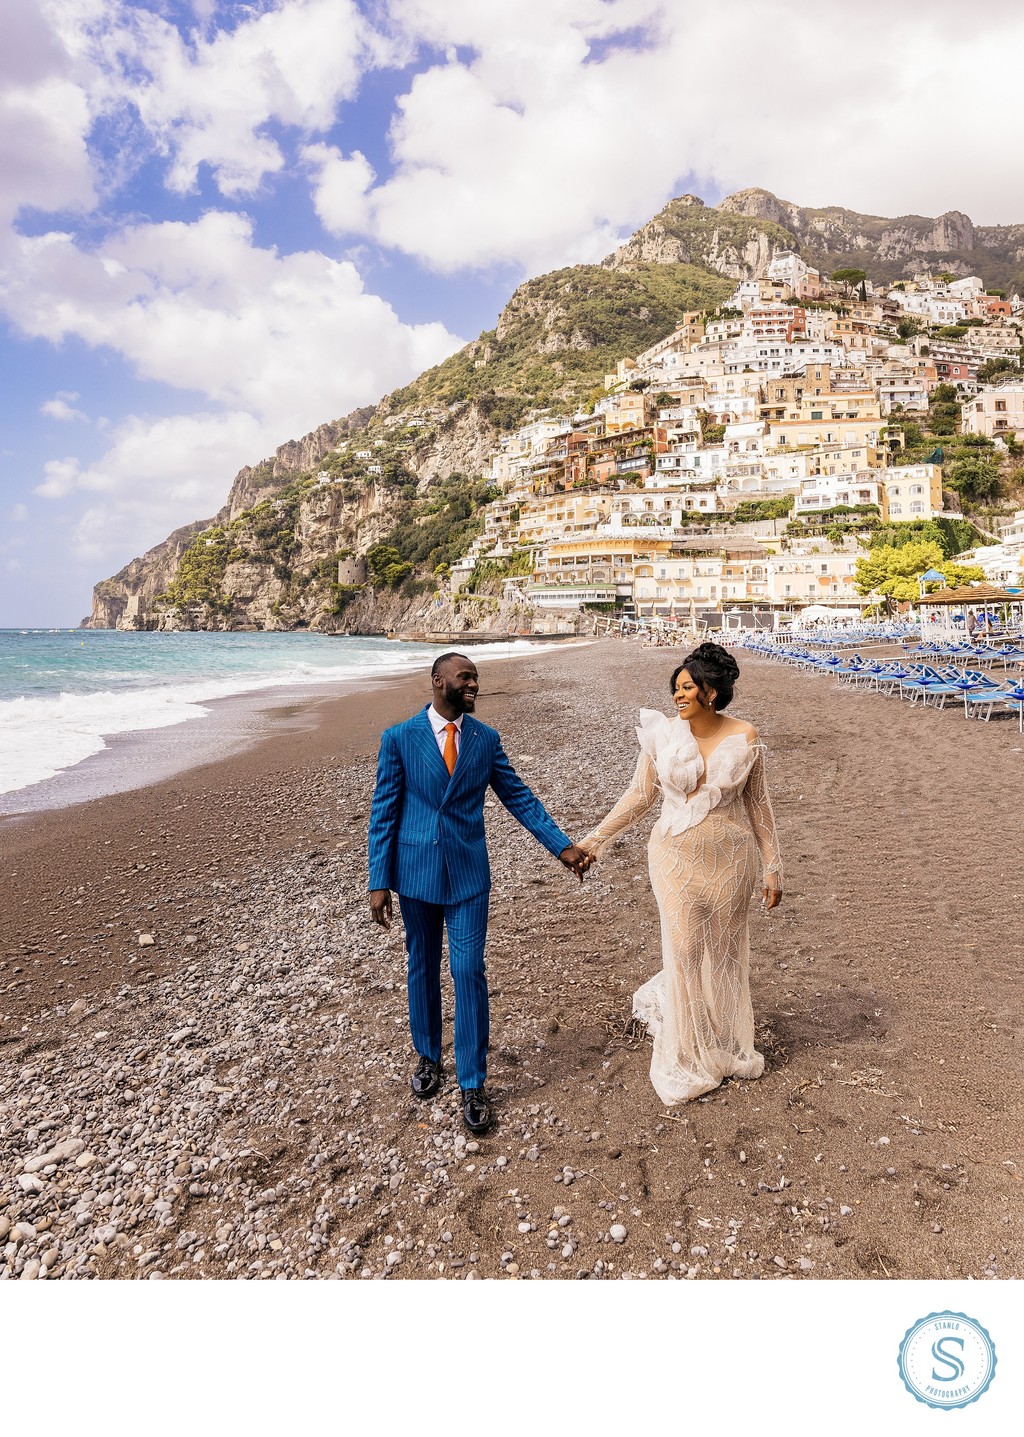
[917,583,1024,634]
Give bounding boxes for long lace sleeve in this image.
[742,744,783,882]
[581,749,660,857]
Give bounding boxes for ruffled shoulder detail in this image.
[714,734,759,787]
[636,707,673,757]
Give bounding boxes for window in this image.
[910,485,923,495]
[996,400,1007,412]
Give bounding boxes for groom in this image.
[368,652,588,1134]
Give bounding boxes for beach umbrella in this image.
[947,671,989,717]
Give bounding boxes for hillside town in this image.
[324,254,1024,631]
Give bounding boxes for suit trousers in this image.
[398,891,490,1090]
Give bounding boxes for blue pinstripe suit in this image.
[368,705,571,1088]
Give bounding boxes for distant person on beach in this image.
[579,643,783,1105]
[368,652,589,1134]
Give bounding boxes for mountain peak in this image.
[717,187,801,229]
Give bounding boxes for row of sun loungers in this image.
[741,639,1024,731]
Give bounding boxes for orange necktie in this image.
[443,722,458,776]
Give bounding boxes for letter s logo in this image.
[931,1337,965,1383]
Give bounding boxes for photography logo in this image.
[898,1311,997,1409]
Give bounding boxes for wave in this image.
[0,638,557,795]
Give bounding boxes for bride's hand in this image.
[576,843,599,873]
[762,878,782,911]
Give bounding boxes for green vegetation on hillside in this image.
[368,475,499,591]
[867,516,983,556]
[388,262,734,419]
[157,474,322,614]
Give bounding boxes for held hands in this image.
[559,844,597,882]
[762,877,783,912]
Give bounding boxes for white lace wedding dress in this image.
[583,709,783,1105]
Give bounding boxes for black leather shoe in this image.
[411,1055,442,1099]
[461,1087,492,1134]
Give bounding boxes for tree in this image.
[986,288,1006,299]
[927,383,962,436]
[977,356,1022,384]
[941,560,986,587]
[654,391,675,409]
[896,315,924,340]
[936,272,956,284]
[854,539,946,601]
[832,267,867,292]
[366,543,414,587]
[945,455,1001,503]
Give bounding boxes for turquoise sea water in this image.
[0,628,533,797]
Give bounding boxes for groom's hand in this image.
[369,888,393,929]
[559,845,591,882]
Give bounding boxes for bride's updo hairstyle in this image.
[670,642,740,711]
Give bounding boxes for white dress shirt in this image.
[428,704,463,760]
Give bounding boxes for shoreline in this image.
[0,639,1021,1281]
[0,634,591,820]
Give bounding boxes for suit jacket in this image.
[367,706,571,904]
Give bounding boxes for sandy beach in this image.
[0,638,1021,1281]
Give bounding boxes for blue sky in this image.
[2,0,1021,625]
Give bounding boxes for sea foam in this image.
[0,637,551,796]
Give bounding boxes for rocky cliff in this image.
[602,194,797,277]
[89,517,214,629]
[719,188,1024,289]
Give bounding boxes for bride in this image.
[580,642,783,1105]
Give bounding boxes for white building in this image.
[722,340,847,376]
[963,383,1024,440]
[961,510,1024,585]
[878,374,930,413]
[794,473,884,516]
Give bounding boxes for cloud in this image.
[9,503,28,522]
[40,393,89,421]
[16,211,462,562]
[303,143,376,235]
[0,14,98,229]
[36,409,268,559]
[5,211,463,437]
[117,0,385,197]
